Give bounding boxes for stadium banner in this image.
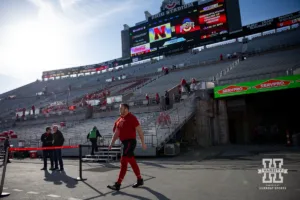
[242,10,300,34]
[214,75,300,98]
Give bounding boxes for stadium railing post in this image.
[75,145,87,181]
[0,148,10,197]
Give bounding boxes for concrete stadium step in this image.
[82,157,109,162]
[85,154,118,158]
[83,146,121,162]
[94,147,121,151]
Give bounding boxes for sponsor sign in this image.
[131,43,151,57]
[277,18,300,28]
[214,75,300,98]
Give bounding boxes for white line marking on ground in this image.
[47,194,61,198]
[13,189,23,192]
[27,191,39,194]
[68,198,82,200]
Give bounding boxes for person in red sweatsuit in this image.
[107,103,147,191]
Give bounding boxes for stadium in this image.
[0,0,300,199]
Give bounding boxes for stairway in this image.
[155,94,197,150]
[242,43,248,53]
[82,146,121,162]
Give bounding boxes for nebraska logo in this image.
[164,0,180,10]
[254,80,291,89]
[217,85,249,94]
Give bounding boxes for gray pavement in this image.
[1,146,300,200]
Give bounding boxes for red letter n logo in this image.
[154,26,166,40]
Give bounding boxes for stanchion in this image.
[75,145,87,181]
[0,148,10,197]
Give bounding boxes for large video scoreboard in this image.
[129,0,229,58]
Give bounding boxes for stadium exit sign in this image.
[214,75,300,98]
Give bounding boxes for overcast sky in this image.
[0,0,299,93]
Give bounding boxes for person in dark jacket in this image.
[3,136,11,163]
[87,126,102,155]
[52,125,65,171]
[41,127,54,170]
[164,91,170,110]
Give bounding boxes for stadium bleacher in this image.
[218,47,300,85]
[1,26,299,153]
[131,60,235,100]
[11,112,159,144]
[3,28,298,118]
[247,28,300,53]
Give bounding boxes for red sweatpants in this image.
[117,156,142,184]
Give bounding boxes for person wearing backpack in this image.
[87,126,102,155]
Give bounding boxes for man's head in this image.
[52,125,59,133]
[46,126,51,133]
[119,103,129,116]
[93,126,97,130]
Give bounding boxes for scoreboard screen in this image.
[198,0,228,39]
[129,0,229,58]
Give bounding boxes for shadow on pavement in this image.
[112,191,152,200]
[111,187,170,200]
[138,161,168,168]
[82,181,104,196]
[82,176,156,200]
[44,170,78,188]
[141,186,171,200]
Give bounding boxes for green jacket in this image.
[87,129,101,139]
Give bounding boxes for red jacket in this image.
[181,79,186,86]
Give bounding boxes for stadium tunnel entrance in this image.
[225,88,300,145]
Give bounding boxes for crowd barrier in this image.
[0,144,121,197]
[0,149,10,197]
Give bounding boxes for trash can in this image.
[29,151,37,159]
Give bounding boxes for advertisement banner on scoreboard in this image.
[129,24,148,48]
[277,18,300,28]
[198,0,228,39]
[131,43,151,57]
[214,75,300,98]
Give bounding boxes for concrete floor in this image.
[1,146,300,200]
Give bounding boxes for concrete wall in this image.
[192,97,229,147]
[215,100,230,144]
[195,100,213,147]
